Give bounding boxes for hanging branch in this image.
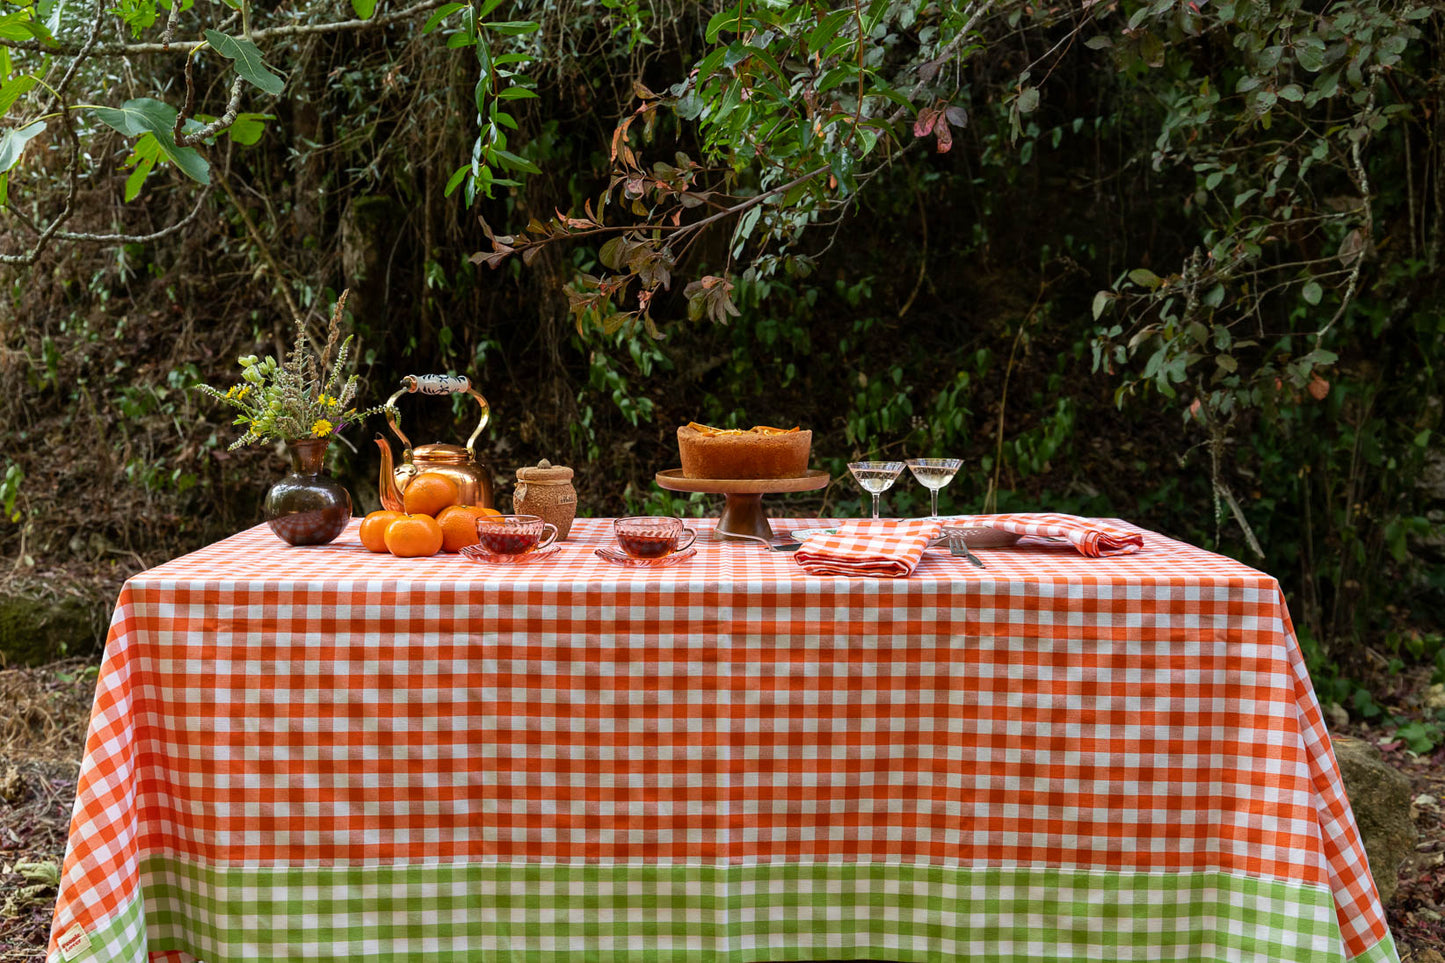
[0,0,455,57]
[0,0,107,266]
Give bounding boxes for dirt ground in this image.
[2,656,1442,961]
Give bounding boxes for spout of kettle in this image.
[375,434,406,513]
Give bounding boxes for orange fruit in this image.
[384,514,444,558]
[436,505,487,553]
[360,510,405,553]
[402,472,460,517]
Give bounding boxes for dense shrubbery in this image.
[1,1,1442,700]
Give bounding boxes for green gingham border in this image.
[49,892,147,963]
[56,857,1393,963]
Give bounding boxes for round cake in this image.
[678,424,812,479]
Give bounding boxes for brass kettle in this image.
[376,374,494,511]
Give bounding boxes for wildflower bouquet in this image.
[196,291,387,450]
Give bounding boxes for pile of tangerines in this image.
[359,473,500,558]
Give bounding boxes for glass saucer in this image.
[594,545,697,567]
[459,542,562,564]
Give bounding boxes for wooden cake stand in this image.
[655,469,831,541]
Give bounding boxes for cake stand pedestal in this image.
[654,469,830,541]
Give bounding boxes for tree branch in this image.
[177,77,246,146]
[887,1,990,124]
[49,188,212,243]
[0,0,455,57]
[0,0,106,266]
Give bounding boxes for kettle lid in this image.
[413,443,470,464]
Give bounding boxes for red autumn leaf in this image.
[913,107,939,139]
[610,117,633,163]
[1307,374,1330,401]
[935,119,953,153]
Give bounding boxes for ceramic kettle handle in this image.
[407,374,470,395]
[384,375,492,456]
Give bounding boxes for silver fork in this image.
[947,533,986,568]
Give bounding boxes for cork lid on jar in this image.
[515,458,573,484]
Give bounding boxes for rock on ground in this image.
[1334,734,1418,905]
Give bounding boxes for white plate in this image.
[786,528,840,541]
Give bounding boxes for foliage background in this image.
[1,0,1443,717]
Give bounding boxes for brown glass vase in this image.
[264,438,352,546]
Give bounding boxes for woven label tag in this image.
[59,924,92,960]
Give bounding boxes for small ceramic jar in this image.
[513,459,577,540]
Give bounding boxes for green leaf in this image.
[350,0,376,18]
[226,112,272,146]
[1128,268,1163,289]
[1091,290,1112,321]
[496,86,538,100]
[92,99,210,184]
[124,153,156,201]
[493,149,541,174]
[422,2,466,33]
[0,75,36,116]
[204,30,285,96]
[444,165,470,197]
[0,14,58,48]
[1395,721,1441,755]
[0,119,44,174]
[1016,86,1040,114]
[481,20,541,36]
[599,236,629,271]
[704,8,741,43]
[808,10,853,53]
[1301,280,1323,305]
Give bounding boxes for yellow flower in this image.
[318,393,339,408]
[311,418,334,437]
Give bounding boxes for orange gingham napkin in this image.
[793,518,943,578]
[954,512,1144,557]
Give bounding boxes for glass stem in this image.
[931,488,939,518]
[871,493,880,519]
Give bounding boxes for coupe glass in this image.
[848,461,905,519]
[906,458,963,517]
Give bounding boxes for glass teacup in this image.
[614,516,698,559]
[475,514,559,555]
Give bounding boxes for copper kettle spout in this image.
[375,434,405,513]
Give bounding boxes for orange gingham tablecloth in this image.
[48,517,1398,963]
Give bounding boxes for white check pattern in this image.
[793,518,943,576]
[46,516,1398,963]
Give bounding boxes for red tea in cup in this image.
[615,532,678,558]
[475,515,558,555]
[614,516,697,559]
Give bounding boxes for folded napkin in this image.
[951,512,1144,557]
[794,518,943,578]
